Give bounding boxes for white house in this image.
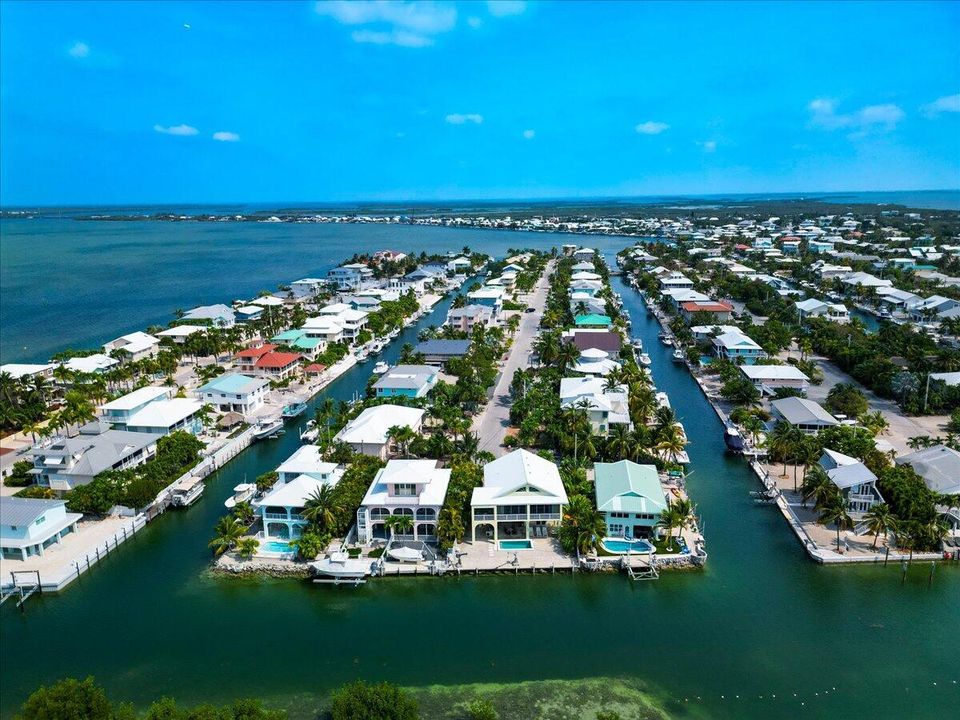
[62,353,118,375]
[356,459,451,543]
[327,263,374,290]
[0,364,55,381]
[739,364,810,394]
[712,331,765,364]
[301,316,345,346]
[470,449,568,543]
[102,386,202,436]
[103,331,160,362]
[795,298,849,323]
[771,397,838,434]
[156,325,206,344]
[290,278,326,299]
[818,449,883,517]
[276,445,341,484]
[181,304,237,328]
[560,376,630,434]
[196,373,269,416]
[333,405,425,459]
[571,347,621,377]
[1,498,82,561]
[257,474,338,541]
[895,445,960,530]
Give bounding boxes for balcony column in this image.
[525,506,530,539]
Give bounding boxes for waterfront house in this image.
[30,422,158,490]
[1,498,82,561]
[252,351,301,381]
[301,316,345,347]
[317,304,369,342]
[269,329,322,360]
[909,295,960,322]
[771,397,838,434]
[258,474,335,541]
[156,325,206,344]
[446,256,472,273]
[739,365,810,394]
[290,278,326,299]
[276,445,341,484]
[327,263,374,290]
[795,299,850,323]
[895,445,960,529]
[818,449,883,517]
[235,344,278,374]
[181,304,236,328]
[235,305,264,323]
[343,295,382,313]
[0,363,55,381]
[560,376,630,434]
[573,248,596,261]
[571,347,621,377]
[565,329,622,356]
[102,386,201,436]
[711,331,765,364]
[690,324,741,342]
[658,272,695,291]
[840,272,892,293]
[467,286,505,317]
[574,313,612,329]
[662,289,712,309]
[445,304,494,333]
[470,449,567,542]
[334,404,425,459]
[571,261,596,272]
[103,331,160,363]
[197,373,269,416]
[356,459,451,543]
[373,365,438,399]
[62,353,118,375]
[415,339,472,366]
[593,460,667,540]
[679,301,734,324]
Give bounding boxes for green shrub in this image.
[330,681,419,720]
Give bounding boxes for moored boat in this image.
[638,353,652,367]
[310,552,373,584]
[252,416,284,440]
[723,426,745,454]
[281,402,307,419]
[672,347,685,363]
[171,477,204,507]
[372,361,389,374]
[223,482,256,509]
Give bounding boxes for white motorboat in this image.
[355,349,369,363]
[224,482,256,509]
[171,477,204,508]
[252,416,284,440]
[310,552,372,583]
[387,546,422,563]
[373,361,389,374]
[631,338,643,351]
[672,348,685,363]
[638,353,652,367]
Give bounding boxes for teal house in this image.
[373,364,438,399]
[594,460,668,539]
[574,313,612,328]
[271,329,323,360]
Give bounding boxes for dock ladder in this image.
[1,571,42,611]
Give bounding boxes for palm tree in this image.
[767,422,793,478]
[742,415,764,448]
[605,424,634,460]
[560,495,606,556]
[863,503,898,549]
[800,465,834,508]
[656,502,682,550]
[817,493,852,552]
[301,485,340,533]
[236,537,259,560]
[384,513,414,539]
[208,516,245,556]
[386,425,417,457]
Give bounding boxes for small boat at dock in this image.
[224,483,256,509]
[631,338,643,351]
[355,350,369,363]
[723,426,745,454]
[281,402,307,419]
[252,416,284,440]
[638,353,652,367]
[171,477,204,507]
[310,552,373,584]
[672,348,685,363]
[373,361,389,374]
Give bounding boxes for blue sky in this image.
[1,0,958,205]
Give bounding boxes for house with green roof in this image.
[270,329,323,360]
[594,460,668,539]
[574,313,612,328]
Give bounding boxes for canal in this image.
[0,255,956,720]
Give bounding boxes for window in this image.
[393,483,416,497]
[609,524,623,535]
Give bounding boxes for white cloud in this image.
[698,140,717,153]
[921,93,960,118]
[522,129,535,139]
[808,98,904,136]
[635,120,669,135]
[351,28,433,47]
[212,131,240,142]
[316,1,456,46]
[153,124,199,136]
[68,41,90,59]
[487,1,527,17]
[446,113,483,125]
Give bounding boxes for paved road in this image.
[473,260,555,457]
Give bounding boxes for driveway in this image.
[473,260,555,457]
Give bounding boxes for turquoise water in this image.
[0,231,957,719]
[499,540,534,550]
[261,541,294,554]
[601,538,655,554]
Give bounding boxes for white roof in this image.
[772,397,838,426]
[713,331,762,351]
[251,296,285,307]
[124,398,201,429]
[276,445,339,477]
[335,405,425,446]
[468,286,505,299]
[102,386,171,411]
[1,363,54,379]
[258,474,330,508]
[740,365,809,381]
[63,354,118,374]
[319,302,351,315]
[472,449,568,507]
[157,325,206,338]
[795,298,828,313]
[691,324,740,336]
[108,331,159,354]
[361,460,451,507]
[930,372,960,387]
[302,316,344,332]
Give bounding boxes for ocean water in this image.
[0,220,631,363]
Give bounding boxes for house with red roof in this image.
[235,344,277,374]
[253,351,302,381]
[679,301,734,324]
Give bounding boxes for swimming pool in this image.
[499,539,533,550]
[260,540,295,555]
[601,538,654,554]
